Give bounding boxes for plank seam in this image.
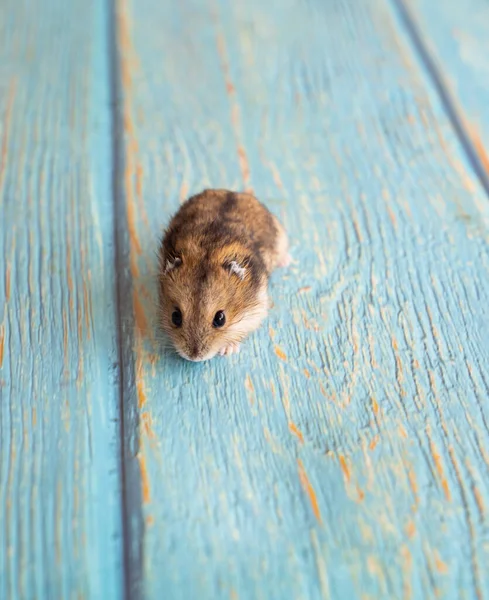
[106,0,143,597]
[390,0,489,199]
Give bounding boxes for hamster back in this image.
[158,189,290,361]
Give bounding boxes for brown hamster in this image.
[158,189,290,361]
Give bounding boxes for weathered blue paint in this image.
[2,0,489,597]
[115,0,489,598]
[402,0,489,193]
[0,0,123,598]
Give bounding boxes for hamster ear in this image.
[164,256,182,274]
[225,259,247,280]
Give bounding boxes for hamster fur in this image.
[158,189,290,362]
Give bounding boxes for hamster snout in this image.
[158,189,290,361]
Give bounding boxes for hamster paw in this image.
[277,253,292,268]
[219,342,241,356]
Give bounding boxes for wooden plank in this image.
[400,0,489,192]
[115,0,489,597]
[0,1,123,598]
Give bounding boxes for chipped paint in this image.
[339,455,350,483]
[137,367,147,409]
[289,422,304,443]
[469,127,489,175]
[429,439,451,501]
[433,550,449,574]
[141,411,156,440]
[1,0,486,597]
[297,460,321,523]
[274,346,287,361]
[215,32,252,191]
[371,397,379,416]
[138,453,151,504]
[1,0,123,592]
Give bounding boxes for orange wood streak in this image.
[138,453,151,503]
[473,485,485,519]
[387,206,397,228]
[136,163,143,199]
[275,346,287,361]
[319,383,329,398]
[141,411,156,439]
[117,0,146,327]
[398,423,408,439]
[237,145,251,188]
[429,439,451,501]
[371,397,379,416]
[245,374,254,404]
[137,375,147,409]
[356,485,365,502]
[297,459,321,522]
[434,550,449,574]
[268,160,285,191]
[179,181,189,203]
[339,455,350,482]
[369,435,379,451]
[289,422,304,443]
[216,33,252,191]
[405,520,416,539]
[126,183,142,257]
[408,467,419,509]
[133,290,148,333]
[469,127,489,175]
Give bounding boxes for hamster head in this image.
[158,245,268,362]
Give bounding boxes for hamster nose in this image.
[189,345,199,359]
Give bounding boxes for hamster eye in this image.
[213,310,226,328]
[172,308,183,328]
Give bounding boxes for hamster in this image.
[158,189,290,361]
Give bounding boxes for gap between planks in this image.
[390,0,489,198]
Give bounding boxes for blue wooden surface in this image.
[404,0,489,191]
[0,0,123,598]
[2,0,489,598]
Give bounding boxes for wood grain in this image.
[401,0,489,190]
[0,1,123,597]
[114,0,489,598]
[2,0,489,597]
